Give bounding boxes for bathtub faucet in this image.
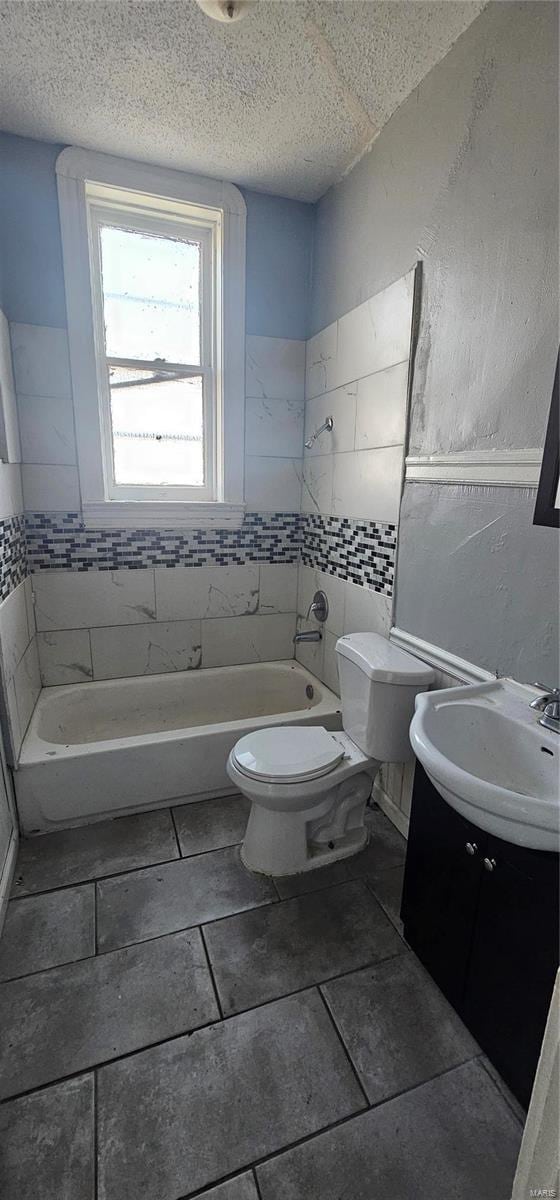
[293,629,322,643]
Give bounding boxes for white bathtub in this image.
[15,661,342,834]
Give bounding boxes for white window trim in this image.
[56,147,246,529]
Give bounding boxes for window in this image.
[56,150,246,527]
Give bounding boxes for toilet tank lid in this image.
[335,633,434,685]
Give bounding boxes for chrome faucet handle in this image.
[530,685,559,711]
[539,701,560,734]
[305,590,329,624]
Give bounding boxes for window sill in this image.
[82,501,246,530]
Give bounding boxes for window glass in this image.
[100,225,201,365]
[109,366,204,487]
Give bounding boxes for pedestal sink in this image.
[409,678,559,852]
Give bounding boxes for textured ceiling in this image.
[0,0,486,201]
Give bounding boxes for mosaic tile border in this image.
[15,511,396,598]
[24,512,302,572]
[0,515,28,603]
[300,513,396,596]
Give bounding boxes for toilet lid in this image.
[233,726,344,784]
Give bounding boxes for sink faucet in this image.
[530,686,560,734]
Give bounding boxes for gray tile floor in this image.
[0,800,524,1200]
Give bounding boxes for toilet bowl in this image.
[227,632,434,877]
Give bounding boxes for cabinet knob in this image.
[483,857,497,872]
[465,842,478,856]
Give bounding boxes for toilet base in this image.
[241,769,374,877]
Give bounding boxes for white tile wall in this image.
[246,336,305,401]
[333,271,414,389]
[245,396,304,458]
[201,613,295,668]
[155,565,259,622]
[90,621,202,680]
[18,393,77,465]
[33,569,157,632]
[37,630,93,686]
[355,360,409,449]
[10,324,72,399]
[304,384,357,457]
[0,309,21,464]
[305,322,338,401]
[332,445,404,523]
[295,569,393,696]
[259,564,298,614]
[0,578,39,761]
[245,455,302,511]
[22,463,80,511]
[301,455,334,516]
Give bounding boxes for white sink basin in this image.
[410,679,560,853]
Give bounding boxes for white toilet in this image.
[227,632,434,876]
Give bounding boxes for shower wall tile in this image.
[332,447,403,525]
[343,581,392,637]
[18,393,77,466]
[10,323,72,400]
[0,577,36,761]
[245,397,304,458]
[301,455,334,516]
[201,613,296,668]
[37,630,93,686]
[90,621,202,681]
[305,322,338,401]
[22,464,80,512]
[245,336,305,402]
[304,385,357,457]
[333,270,414,389]
[354,361,409,450]
[245,457,302,512]
[12,637,41,745]
[259,564,298,614]
[155,565,260,622]
[33,569,156,632]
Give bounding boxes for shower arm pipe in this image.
[304,415,334,450]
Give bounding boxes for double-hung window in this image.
[56,149,246,527]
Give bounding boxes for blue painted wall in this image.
[0,131,313,339]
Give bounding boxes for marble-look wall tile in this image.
[321,630,340,696]
[10,324,72,399]
[301,456,333,516]
[332,446,403,524]
[245,457,302,512]
[305,322,337,401]
[333,271,414,390]
[155,565,259,622]
[354,361,409,450]
[18,394,77,466]
[202,613,295,668]
[0,309,21,464]
[37,630,93,686]
[33,569,156,632]
[0,581,31,680]
[259,564,298,614]
[245,397,304,458]
[294,616,324,679]
[304,384,357,458]
[22,464,80,511]
[245,336,305,402]
[0,465,24,521]
[13,637,41,743]
[297,565,346,638]
[343,581,392,637]
[90,621,202,681]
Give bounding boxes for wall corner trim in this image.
[405,449,542,488]
[389,627,495,684]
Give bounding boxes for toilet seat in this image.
[232,725,345,784]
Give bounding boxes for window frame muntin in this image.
[88,200,217,502]
[56,147,246,529]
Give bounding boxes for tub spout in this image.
[293,629,322,643]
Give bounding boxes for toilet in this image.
[227,632,434,876]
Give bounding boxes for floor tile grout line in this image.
[177,1056,498,1200]
[169,807,183,858]
[8,836,259,904]
[198,924,224,1021]
[0,875,404,988]
[251,1167,263,1200]
[93,1067,99,1200]
[93,881,98,956]
[315,985,371,1110]
[0,947,410,1107]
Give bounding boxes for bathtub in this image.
[15,661,342,834]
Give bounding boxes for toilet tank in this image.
[335,632,434,762]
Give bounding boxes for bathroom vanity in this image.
[401,763,559,1108]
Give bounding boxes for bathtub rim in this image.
[18,659,342,766]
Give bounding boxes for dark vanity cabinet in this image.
[401,763,559,1108]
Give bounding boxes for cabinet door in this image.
[401,764,485,1008]
[462,835,559,1108]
